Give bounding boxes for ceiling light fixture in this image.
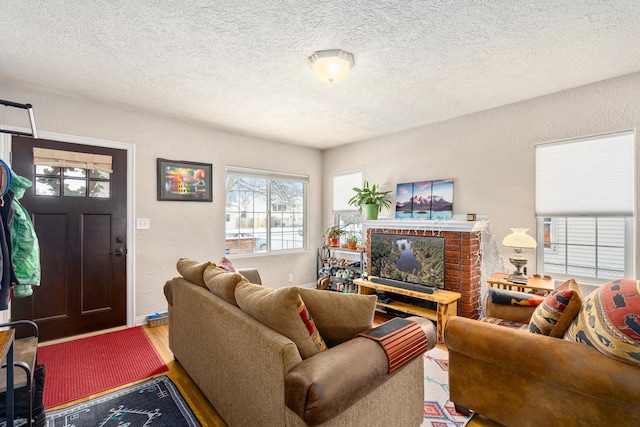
[308,49,354,83]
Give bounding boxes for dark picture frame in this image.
[157,158,212,202]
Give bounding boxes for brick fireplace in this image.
[366,221,483,319]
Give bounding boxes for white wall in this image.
[2,71,639,322]
[323,72,640,281]
[0,82,323,321]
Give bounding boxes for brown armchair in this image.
[445,289,640,426]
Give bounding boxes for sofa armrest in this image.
[238,268,261,285]
[163,279,174,306]
[285,316,435,426]
[284,336,392,426]
[485,299,536,323]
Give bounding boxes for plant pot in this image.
[329,237,340,247]
[348,241,357,250]
[363,204,379,220]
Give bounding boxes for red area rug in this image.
[38,326,168,408]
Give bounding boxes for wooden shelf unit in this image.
[355,278,461,344]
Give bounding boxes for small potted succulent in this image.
[348,181,392,220]
[346,233,359,250]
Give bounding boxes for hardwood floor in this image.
[47,323,501,427]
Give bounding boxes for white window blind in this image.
[33,147,113,173]
[535,131,634,217]
[333,171,361,211]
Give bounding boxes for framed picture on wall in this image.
[157,158,212,202]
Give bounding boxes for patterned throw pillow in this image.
[487,288,545,307]
[218,256,237,272]
[297,296,327,353]
[528,279,582,337]
[565,279,640,367]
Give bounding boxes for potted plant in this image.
[348,181,392,220]
[322,224,345,247]
[347,233,359,250]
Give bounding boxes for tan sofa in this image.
[164,259,437,427]
[445,289,640,427]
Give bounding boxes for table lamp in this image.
[502,228,537,284]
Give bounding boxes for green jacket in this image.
[11,171,40,298]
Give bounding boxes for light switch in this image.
[136,218,150,229]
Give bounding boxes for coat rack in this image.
[0,99,38,139]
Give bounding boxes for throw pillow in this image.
[203,264,247,306]
[176,258,213,288]
[218,256,237,272]
[528,279,582,337]
[487,288,545,307]
[298,287,376,347]
[565,279,640,368]
[234,281,327,359]
[297,295,328,353]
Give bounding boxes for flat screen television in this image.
[369,233,445,289]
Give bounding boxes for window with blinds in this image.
[535,131,634,282]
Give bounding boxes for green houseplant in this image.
[322,224,345,247]
[348,181,392,220]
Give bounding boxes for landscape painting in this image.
[430,178,454,219]
[395,179,453,219]
[395,182,415,218]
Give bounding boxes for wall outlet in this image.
[136,218,150,229]
[288,274,294,283]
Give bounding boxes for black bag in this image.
[0,363,46,427]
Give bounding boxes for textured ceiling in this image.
[1,1,640,149]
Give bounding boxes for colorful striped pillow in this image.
[565,279,640,367]
[297,296,327,353]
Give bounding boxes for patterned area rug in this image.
[45,375,200,427]
[421,346,472,427]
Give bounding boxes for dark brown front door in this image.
[10,136,127,342]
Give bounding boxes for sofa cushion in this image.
[203,264,247,306]
[176,258,213,288]
[565,279,640,368]
[528,279,582,337]
[235,281,327,359]
[298,287,377,347]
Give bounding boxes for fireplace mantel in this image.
[362,218,488,233]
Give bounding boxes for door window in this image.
[34,165,110,198]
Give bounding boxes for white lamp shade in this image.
[502,228,537,249]
[309,49,354,83]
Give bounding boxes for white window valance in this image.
[33,147,113,173]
